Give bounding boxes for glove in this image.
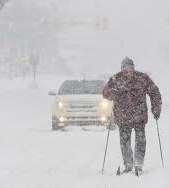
[152,106,160,120]
[153,112,160,120]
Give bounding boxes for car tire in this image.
[52,121,58,130]
[52,121,67,131]
[106,121,116,130]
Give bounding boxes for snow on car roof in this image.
[58,80,105,95]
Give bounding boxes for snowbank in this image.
[0,77,168,188]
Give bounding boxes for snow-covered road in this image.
[0,78,168,188]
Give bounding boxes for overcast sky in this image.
[0,0,169,78]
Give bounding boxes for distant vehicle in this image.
[49,80,113,130]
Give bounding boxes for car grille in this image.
[67,101,97,113]
[67,116,98,120]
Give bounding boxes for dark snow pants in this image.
[119,125,146,168]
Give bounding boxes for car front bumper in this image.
[52,116,111,126]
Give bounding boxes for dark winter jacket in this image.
[103,71,162,127]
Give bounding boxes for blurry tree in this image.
[17,56,30,79]
[29,52,39,84]
[0,0,9,11]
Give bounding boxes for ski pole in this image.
[156,120,164,168]
[101,118,111,175]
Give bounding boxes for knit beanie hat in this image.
[121,57,135,71]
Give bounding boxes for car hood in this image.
[56,94,104,103]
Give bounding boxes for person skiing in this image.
[102,57,162,175]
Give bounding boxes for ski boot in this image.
[123,165,133,173]
[135,166,142,177]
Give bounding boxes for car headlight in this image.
[58,102,64,108]
[101,116,107,122]
[59,117,65,122]
[101,101,109,109]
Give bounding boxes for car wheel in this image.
[106,121,116,130]
[52,121,67,131]
[52,121,58,130]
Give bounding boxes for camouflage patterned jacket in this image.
[103,71,162,127]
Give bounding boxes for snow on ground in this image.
[0,76,169,188]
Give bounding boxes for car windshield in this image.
[58,80,105,95]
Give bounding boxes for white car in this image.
[49,80,113,130]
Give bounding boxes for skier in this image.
[103,57,162,175]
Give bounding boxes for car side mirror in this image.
[48,90,57,96]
